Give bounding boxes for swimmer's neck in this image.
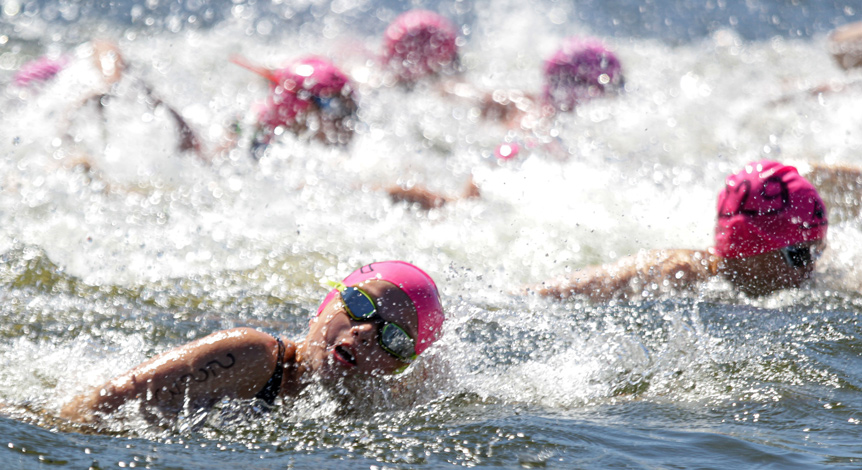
[278,338,313,397]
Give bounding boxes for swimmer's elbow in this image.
[59,392,101,424]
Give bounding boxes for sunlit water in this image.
[2,0,862,468]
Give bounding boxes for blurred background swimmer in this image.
[383,33,625,209]
[228,51,472,210]
[533,160,828,302]
[11,39,204,174]
[489,35,626,161]
[60,260,444,426]
[229,54,358,157]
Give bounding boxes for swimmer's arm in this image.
[802,163,862,221]
[139,84,206,160]
[532,249,714,302]
[386,185,448,210]
[386,177,480,210]
[804,162,862,193]
[60,327,281,423]
[532,262,632,302]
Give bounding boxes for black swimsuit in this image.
[254,336,285,405]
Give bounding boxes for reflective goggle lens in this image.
[311,95,351,119]
[380,323,416,361]
[780,244,822,268]
[341,286,376,320]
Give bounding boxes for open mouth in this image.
[332,345,357,367]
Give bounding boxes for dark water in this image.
[3,0,862,468]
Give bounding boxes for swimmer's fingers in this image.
[386,185,447,210]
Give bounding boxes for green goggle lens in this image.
[380,323,416,361]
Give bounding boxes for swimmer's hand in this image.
[386,177,479,211]
[387,185,447,210]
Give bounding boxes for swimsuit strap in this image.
[254,336,286,405]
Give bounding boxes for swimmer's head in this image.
[543,37,623,111]
[317,261,445,357]
[714,161,828,296]
[254,56,357,145]
[715,160,827,259]
[383,10,459,84]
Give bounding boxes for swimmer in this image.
[487,36,625,129]
[14,40,203,167]
[477,36,625,164]
[60,260,444,424]
[533,160,828,302]
[381,37,624,206]
[229,55,358,154]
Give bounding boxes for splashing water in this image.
[2,0,862,468]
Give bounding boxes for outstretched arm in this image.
[387,176,480,210]
[531,249,716,303]
[60,327,286,423]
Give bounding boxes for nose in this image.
[350,322,376,346]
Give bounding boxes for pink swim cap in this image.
[14,56,68,87]
[543,37,623,111]
[383,10,459,83]
[317,261,445,355]
[714,160,828,259]
[256,55,355,132]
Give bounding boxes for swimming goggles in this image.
[327,281,417,362]
[310,95,352,120]
[779,243,822,268]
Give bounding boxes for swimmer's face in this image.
[303,280,419,379]
[303,94,357,145]
[257,90,356,147]
[720,240,824,296]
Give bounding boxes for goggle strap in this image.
[323,279,347,291]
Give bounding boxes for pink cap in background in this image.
[543,37,623,111]
[383,10,459,83]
